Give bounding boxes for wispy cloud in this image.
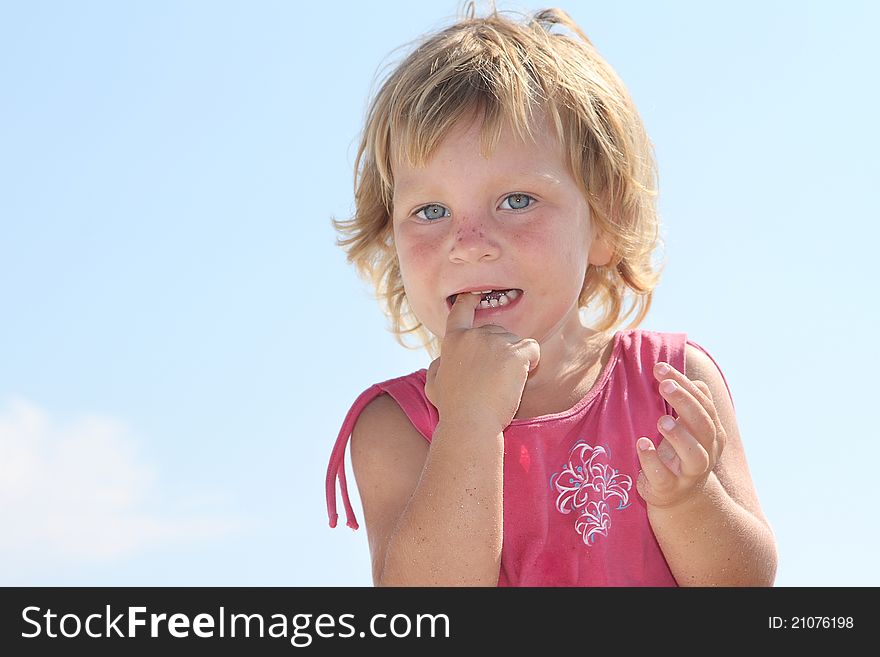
[0,396,243,575]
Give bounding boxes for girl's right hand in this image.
[424,292,541,434]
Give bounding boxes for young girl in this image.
[325,6,777,586]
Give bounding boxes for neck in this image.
[517,319,614,419]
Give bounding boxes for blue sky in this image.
[1,0,877,586]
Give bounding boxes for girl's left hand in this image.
[635,361,727,509]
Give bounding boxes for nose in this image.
[448,217,501,264]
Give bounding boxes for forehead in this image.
[392,112,568,185]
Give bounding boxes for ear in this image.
[588,231,613,267]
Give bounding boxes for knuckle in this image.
[695,449,711,471]
[716,430,727,454]
[701,418,716,441]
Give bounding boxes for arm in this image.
[350,393,504,586]
[637,344,778,586]
[352,293,539,587]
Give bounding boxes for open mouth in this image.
[447,288,523,310]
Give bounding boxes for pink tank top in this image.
[325,329,734,586]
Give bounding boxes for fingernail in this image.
[660,380,677,394]
[656,362,670,376]
[659,416,675,431]
[638,437,652,451]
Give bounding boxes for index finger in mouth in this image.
[445,292,481,333]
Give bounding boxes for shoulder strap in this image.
[626,329,736,415]
[620,329,687,419]
[379,369,438,441]
[324,384,383,530]
[325,370,436,530]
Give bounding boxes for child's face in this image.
[391,113,608,344]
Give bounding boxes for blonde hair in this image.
[333,5,665,358]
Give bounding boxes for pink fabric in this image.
[325,329,735,586]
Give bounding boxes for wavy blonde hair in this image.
[333,5,665,358]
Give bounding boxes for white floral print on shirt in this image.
[550,440,633,546]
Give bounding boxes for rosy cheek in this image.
[407,239,437,260]
[510,228,547,256]
[397,233,440,275]
[395,235,440,313]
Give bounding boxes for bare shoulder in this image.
[349,393,430,584]
[684,343,734,423]
[684,343,771,527]
[350,392,430,475]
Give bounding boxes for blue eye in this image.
[414,204,449,221]
[500,193,534,210]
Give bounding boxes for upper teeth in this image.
[451,289,521,308]
[473,289,520,308]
